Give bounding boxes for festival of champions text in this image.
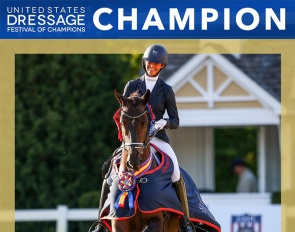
[4,4,288,38]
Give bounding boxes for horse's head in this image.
[114,89,151,171]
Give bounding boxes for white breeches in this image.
[150,137,180,183]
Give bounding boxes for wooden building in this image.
[156,54,281,193]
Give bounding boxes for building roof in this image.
[223,54,281,101]
[141,54,281,102]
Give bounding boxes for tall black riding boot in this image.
[91,179,110,232]
[173,173,194,232]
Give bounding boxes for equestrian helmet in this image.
[142,44,168,75]
[142,44,168,65]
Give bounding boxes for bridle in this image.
[102,105,158,179]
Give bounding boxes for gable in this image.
[166,54,281,126]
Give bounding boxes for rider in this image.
[93,44,193,232]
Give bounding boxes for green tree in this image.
[15,54,141,232]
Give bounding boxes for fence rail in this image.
[15,194,274,232]
[15,205,98,232]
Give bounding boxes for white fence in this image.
[15,205,98,232]
[15,194,280,232]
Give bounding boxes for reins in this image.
[101,147,122,179]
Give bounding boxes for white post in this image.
[207,60,214,108]
[204,127,214,191]
[258,126,266,192]
[56,205,68,232]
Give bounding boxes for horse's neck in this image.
[142,145,151,161]
[143,145,158,169]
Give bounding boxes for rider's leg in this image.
[150,137,180,182]
[173,174,194,232]
[150,137,193,232]
[92,179,110,232]
[92,147,123,232]
[98,179,110,216]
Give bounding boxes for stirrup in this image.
[180,216,195,232]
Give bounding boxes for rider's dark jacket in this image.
[123,75,179,144]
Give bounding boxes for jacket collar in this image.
[140,75,163,101]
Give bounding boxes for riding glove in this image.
[154,119,167,130]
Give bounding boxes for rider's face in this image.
[145,61,164,77]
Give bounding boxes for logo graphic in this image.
[231,213,261,232]
[152,47,158,56]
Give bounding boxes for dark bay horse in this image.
[112,89,180,232]
[97,90,220,232]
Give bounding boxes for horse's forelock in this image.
[129,90,140,98]
[126,97,142,107]
[127,92,145,107]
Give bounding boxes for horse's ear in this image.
[114,89,126,105]
[141,89,150,105]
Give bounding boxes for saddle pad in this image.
[100,145,221,232]
[100,148,183,220]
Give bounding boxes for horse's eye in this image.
[143,122,148,127]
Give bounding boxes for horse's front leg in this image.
[142,212,164,232]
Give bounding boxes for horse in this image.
[111,89,180,232]
[95,89,221,232]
